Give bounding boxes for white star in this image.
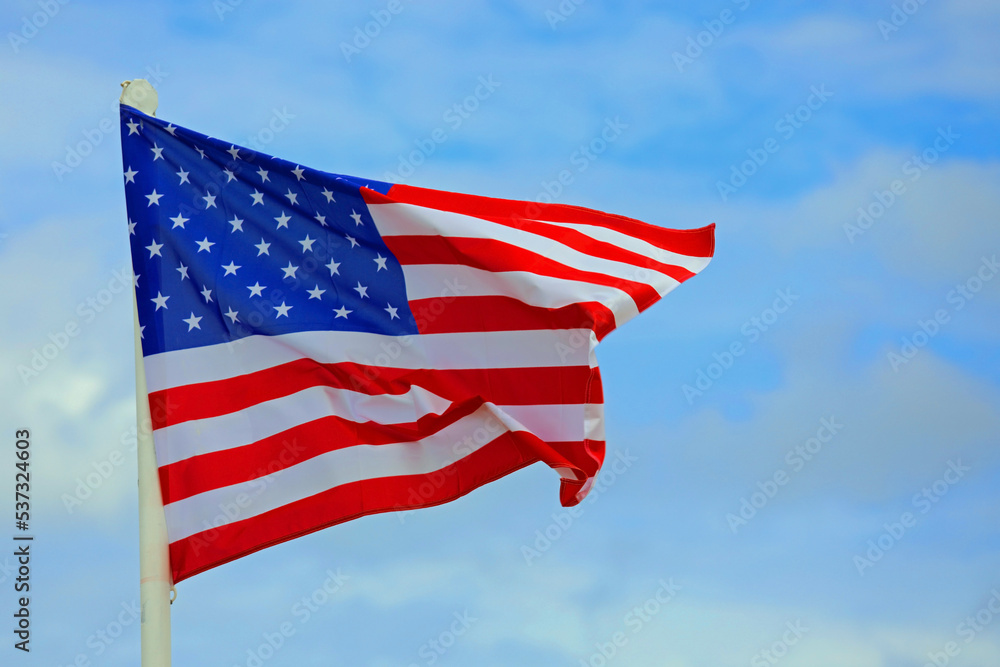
[145,190,163,206]
[170,213,189,229]
[196,237,215,253]
[203,192,217,209]
[284,189,299,205]
[350,210,363,226]
[353,282,369,299]
[151,292,169,310]
[176,168,190,185]
[165,123,177,136]
[321,188,336,203]
[124,166,138,184]
[274,301,292,318]
[257,168,269,182]
[299,235,316,252]
[224,307,239,324]
[151,144,164,161]
[275,212,291,229]
[345,234,359,248]
[222,261,241,276]
[334,306,351,319]
[127,219,137,235]
[176,262,189,280]
[281,262,299,279]
[326,259,341,275]
[255,239,271,256]
[247,282,266,297]
[183,313,203,331]
[291,165,305,181]
[307,285,326,300]
[126,120,140,135]
[146,240,163,258]
[250,190,265,206]
[132,273,140,288]
[228,216,244,232]
[385,303,399,320]
[374,254,388,271]
[227,145,240,160]
[200,286,213,303]
[222,169,236,183]
[314,213,327,227]
[196,147,207,159]
[138,324,145,339]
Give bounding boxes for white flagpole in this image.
[121,79,172,667]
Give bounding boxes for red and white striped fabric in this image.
[144,184,714,583]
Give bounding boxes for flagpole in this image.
[121,79,173,667]
[135,299,173,666]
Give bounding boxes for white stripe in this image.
[535,219,712,276]
[157,396,595,469]
[166,404,502,541]
[584,403,605,441]
[143,328,594,393]
[155,384,452,466]
[401,264,639,327]
[371,202,682,294]
[500,404,588,443]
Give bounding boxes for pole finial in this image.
[120,79,158,116]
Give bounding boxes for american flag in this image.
[120,104,715,584]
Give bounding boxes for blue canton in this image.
[120,105,417,357]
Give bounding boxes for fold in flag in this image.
[120,104,715,583]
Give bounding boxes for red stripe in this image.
[167,431,605,583]
[410,295,615,339]
[159,364,604,504]
[466,212,699,284]
[364,184,716,258]
[159,399,478,505]
[149,363,601,430]
[385,235,661,311]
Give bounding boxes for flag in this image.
[120,104,715,583]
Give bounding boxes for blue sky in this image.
[1,1,999,665]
